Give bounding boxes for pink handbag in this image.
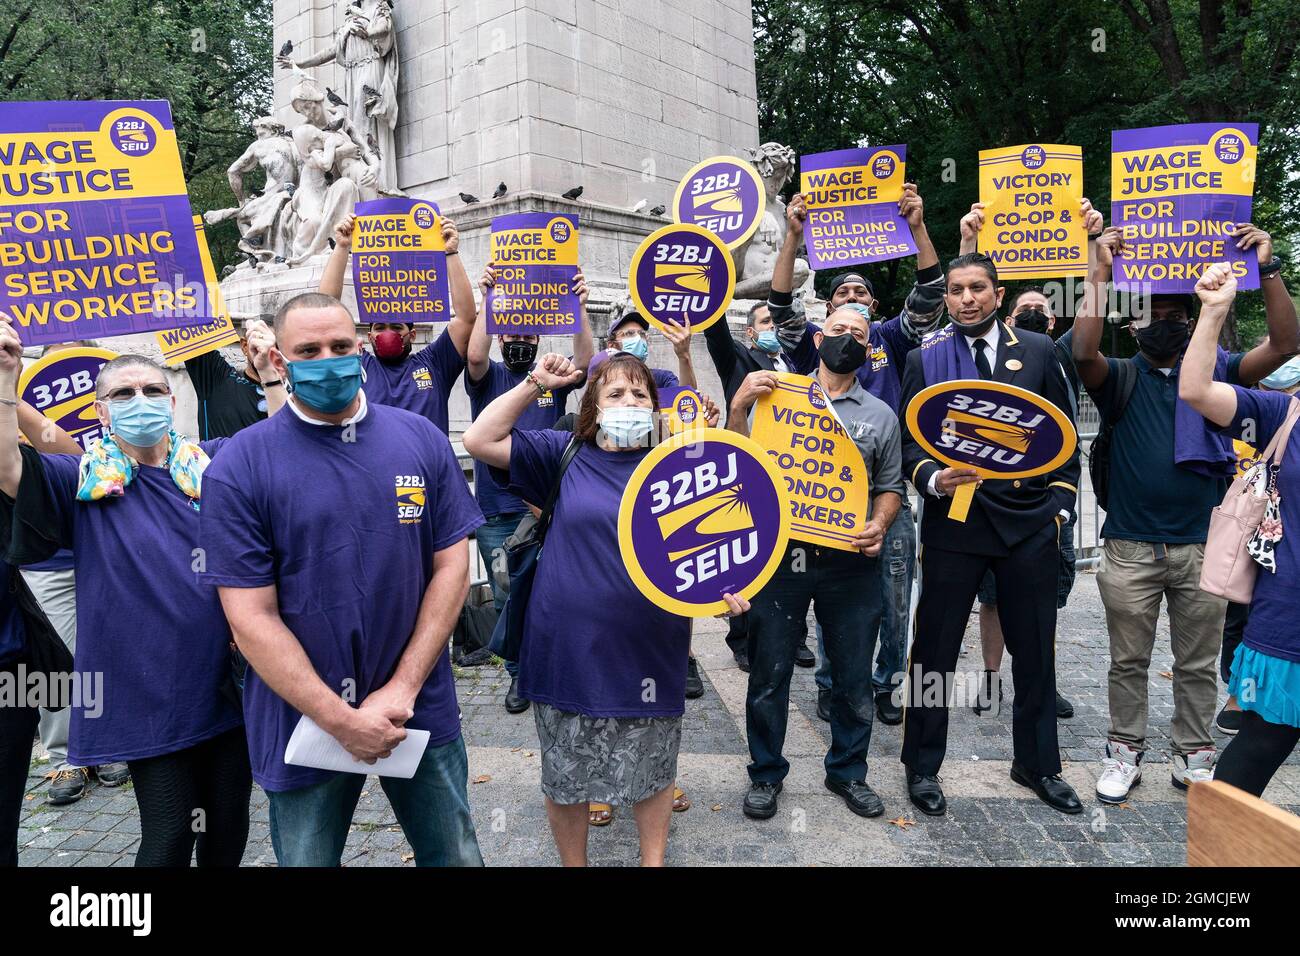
[1199,397,1300,603]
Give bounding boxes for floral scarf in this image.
[75,430,209,508]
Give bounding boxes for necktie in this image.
[974,338,993,380]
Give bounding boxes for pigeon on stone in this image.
[279,40,293,57]
[493,182,508,199]
[327,238,335,250]
[245,253,258,268]
[326,116,346,132]
[326,87,346,108]
[630,199,647,213]
[367,133,382,160]
[284,182,296,197]
[562,185,583,200]
[273,256,287,264]
[362,84,381,106]
[459,192,479,205]
[650,204,666,217]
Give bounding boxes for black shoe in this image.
[906,770,946,816]
[742,781,782,820]
[794,642,815,668]
[685,657,704,699]
[971,669,1003,716]
[1010,762,1083,814]
[94,762,130,787]
[1215,705,1243,735]
[733,650,750,673]
[504,677,530,714]
[47,768,89,806]
[816,688,831,722]
[875,690,903,725]
[826,778,885,817]
[1055,691,1074,720]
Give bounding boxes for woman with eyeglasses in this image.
[0,316,284,867]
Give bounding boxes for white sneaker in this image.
[1172,748,1216,790]
[1096,741,1143,804]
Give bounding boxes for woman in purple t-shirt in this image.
[465,352,747,866]
[1182,262,1300,797]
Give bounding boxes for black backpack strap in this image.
[1107,359,1139,426]
[535,436,582,545]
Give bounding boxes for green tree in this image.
[754,0,1300,348]
[0,0,272,272]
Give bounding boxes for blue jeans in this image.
[747,543,883,784]
[816,501,915,695]
[477,511,527,678]
[268,735,483,867]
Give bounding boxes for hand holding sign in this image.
[1080,197,1104,236]
[1093,227,1125,269]
[935,467,982,497]
[441,217,461,255]
[899,182,924,228]
[662,315,693,359]
[715,593,751,621]
[1232,223,1273,264]
[850,520,887,557]
[786,193,807,237]
[334,214,356,249]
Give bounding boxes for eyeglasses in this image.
[104,384,172,402]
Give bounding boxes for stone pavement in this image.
[17,572,1300,866]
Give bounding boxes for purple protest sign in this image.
[0,100,217,348]
[18,347,118,451]
[799,146,917,271]
[905,380,1077,480]
[672,156,766,249]
[485,212,580,334]
[1110,123,1260,292]
[351,197,450,323]
[628,224,736,334]
[618,430,790,617]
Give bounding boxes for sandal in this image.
[588,802,613,826]
[672,786,691,812]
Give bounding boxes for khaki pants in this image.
[1096,538,1226,755]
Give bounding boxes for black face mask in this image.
[1135,321,1191,361]
[502,340,538,374]
[818,332,868,374]
[1013,308,1051,334]
[953,310,999,338]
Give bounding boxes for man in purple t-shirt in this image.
[319,213,476,434]
[466,262,595,713]
[200,292,485,867]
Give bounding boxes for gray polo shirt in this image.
[828,377,906,514]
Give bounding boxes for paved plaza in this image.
[17,572,1300,867]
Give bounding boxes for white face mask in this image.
[597,405,654,447]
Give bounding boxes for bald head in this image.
[271,292,359,366]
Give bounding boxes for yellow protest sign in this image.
[153,216,240,364]
[750,373,868,552]
[485,213,580,333]
[978,144,1086,279]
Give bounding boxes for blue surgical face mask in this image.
[288,354,364,413]
[620,337,649,361]
[755,329,780,353]
[598,405,654,447]
[108,395,173,447]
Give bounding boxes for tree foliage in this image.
[0,0,272,271]
[754,0,1300,346]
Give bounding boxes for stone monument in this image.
[213,0,774,432]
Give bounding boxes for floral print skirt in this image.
[533,702,682,806]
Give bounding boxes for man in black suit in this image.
[899,252,1082,816]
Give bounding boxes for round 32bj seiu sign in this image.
[906,379,1077,479]
[618,430,790,617]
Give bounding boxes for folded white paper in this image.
[284,714,429,779]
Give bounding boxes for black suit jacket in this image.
[900,321,1081,556]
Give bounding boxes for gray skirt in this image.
[533,702,682,806]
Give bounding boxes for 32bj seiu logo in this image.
[395,474,426,524]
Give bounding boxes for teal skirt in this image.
[1228,644,1300,729]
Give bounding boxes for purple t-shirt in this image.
[1225,387,1300,663]
[21,442,242,765]
[495,429,691,717]
[198,403,484,791]
[466,360,578,517]
[360,332,466,434]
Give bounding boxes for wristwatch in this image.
[1259,255,1283,278]
[260,379,284,389]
